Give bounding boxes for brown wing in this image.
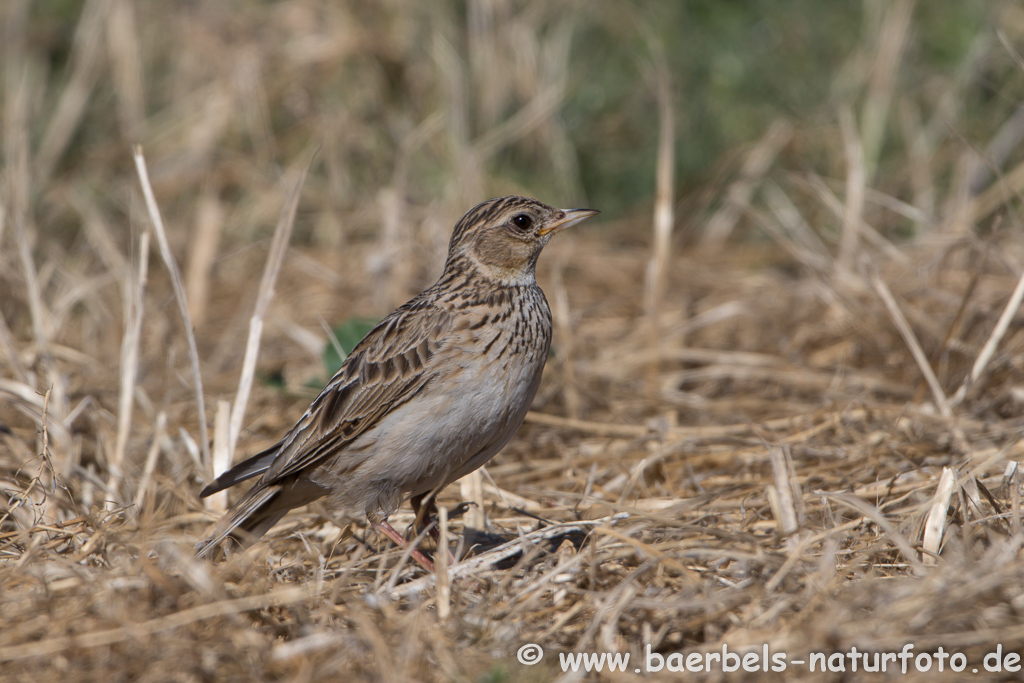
[256,298,452,483]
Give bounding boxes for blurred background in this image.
[5,0,1017,378]
[4,0,1019,397]
[6,0,1011,249]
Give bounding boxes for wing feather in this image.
[254,300,452,484]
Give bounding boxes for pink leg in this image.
[375,520,435,572]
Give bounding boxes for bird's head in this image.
[445,196,599,285]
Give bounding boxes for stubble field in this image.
[3,1,1024,681]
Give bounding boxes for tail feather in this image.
[199,445,280,498]
[195,484,285,558]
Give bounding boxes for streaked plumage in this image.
[196,196,598,565]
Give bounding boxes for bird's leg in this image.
[411,491,457,565]
[411,491,440,542]
[375,520,435,573]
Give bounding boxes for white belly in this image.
[368,344,542,493]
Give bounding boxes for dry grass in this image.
[4,1,1024,681]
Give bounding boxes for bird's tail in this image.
[195,484,288,559]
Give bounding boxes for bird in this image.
[196,196,598,569]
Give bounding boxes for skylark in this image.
[196,196,598,568]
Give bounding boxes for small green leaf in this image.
[322,317,378,378]
[257,368,286,389]
[477,664,509,683]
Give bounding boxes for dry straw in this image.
[132,146,211,470]
[4,3,1024,682]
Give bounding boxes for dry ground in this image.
[6,220,1024,682]
[5,1,1024,682]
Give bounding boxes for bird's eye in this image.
[511,214,533,231]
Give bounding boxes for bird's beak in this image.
[539,208,600,236]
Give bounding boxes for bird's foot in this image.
[375,519,436,572]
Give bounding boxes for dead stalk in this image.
[227,154,314,459]
[132,145,211,470]
[644,54,674,385]
[106,221,149,508]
